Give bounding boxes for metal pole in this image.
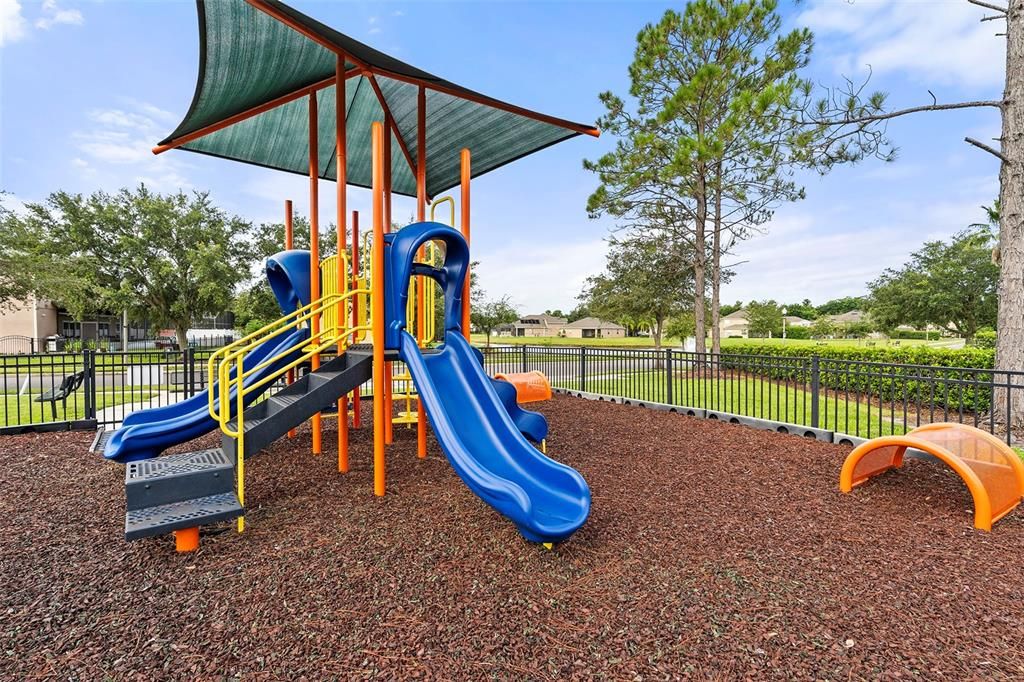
[371,121,387,496]
[335,54,349,473]
[383,114,394,446]
[285,199,296,439]
[309,92,322,456]
[415,85,428,459]
[351,209,362,429]
[810,354,820,429]
[460,148,471,340]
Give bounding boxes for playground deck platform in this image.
[2,396,1022,679]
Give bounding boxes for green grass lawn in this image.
[583,371,920,439]
[2,389,157,426]
[472,333,960,350]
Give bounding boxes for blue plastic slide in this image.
[103,250,313,463]
[103,328,307,462]
[467,344,548,443]
[386,222,590,544]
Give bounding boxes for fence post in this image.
[665,348,674,405]
[521,344,527,373]
[83,349,97,421]
[810,354,820,429]
[579,346,586,392]
[186,348,195,398]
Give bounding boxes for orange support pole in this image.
[383,114,394,446]
[371,122,386,496]
[285,199,296,439]
[309,92,322,455]
[415,86,428,459]
[335,55,349,473]
[460,148,471,340]
[174,526,200,553]
[351,210,362,429]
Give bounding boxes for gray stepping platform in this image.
[125,492,242,541]
[125,449,235,511]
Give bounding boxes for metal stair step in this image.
[222,352,373,460]
[125,492,243,541]
[125,449,235,511]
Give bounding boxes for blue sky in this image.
[0,0,1005,314]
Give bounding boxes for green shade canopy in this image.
[158,0,599,197]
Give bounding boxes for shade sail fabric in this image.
[159,0,598,197]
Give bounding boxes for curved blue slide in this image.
[104,250,313,463]
[386,222,590,544]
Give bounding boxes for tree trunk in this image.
[175,326,189,353]
[711,164,723,355]
[693,172,708,354]
[995,0,1024,427]
[653,315,664,351]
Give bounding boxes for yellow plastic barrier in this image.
[839,423,1024,531]
[494,371,552,404]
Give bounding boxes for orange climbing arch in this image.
[494,371,552,404]
[840,423,1024,531]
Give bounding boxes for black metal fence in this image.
[477,345,1023,444]
[2,344,1022,445]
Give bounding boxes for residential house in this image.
[562,317,626,339]
[719,308,811,339]
[508,314,567,338]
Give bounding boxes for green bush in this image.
[716,342,995,413]
[890,329,936,340]
[973,328,996,349]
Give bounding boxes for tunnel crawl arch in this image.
[839,423,1024,531]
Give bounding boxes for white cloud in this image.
[474,239,607,313]
[0,0,29,46]
[35,0,83,30]
[799,0,1005,91]
[71,102,195,193]
[368,26,381,35]
[723,194,996,304]
[390,10,405,17]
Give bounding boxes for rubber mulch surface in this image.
[2,395,1023,680]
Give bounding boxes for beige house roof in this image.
[721,309,749,321]
[826,310,866,324]
[564,317,625,330]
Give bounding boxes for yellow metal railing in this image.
[207,254,370,531]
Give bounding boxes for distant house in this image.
[719,308,811,339]
[719,309,751,338]
[825,310,867,326]
[563,317,626,339]
[508,314,567,337]
[784,315,813,328]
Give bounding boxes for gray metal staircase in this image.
[122,350,373,542]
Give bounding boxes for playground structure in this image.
[840,423,1024,531]
[103,0,598,551]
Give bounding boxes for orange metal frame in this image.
[308,91,322,455]
[839,423,1024,531]
[335,54,349,473]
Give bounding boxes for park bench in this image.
[34,370,86,420]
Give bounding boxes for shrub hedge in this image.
[715,342,995,414]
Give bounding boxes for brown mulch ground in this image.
[3,395,1024,680]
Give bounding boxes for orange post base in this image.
[174,527,200,553]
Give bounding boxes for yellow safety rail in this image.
[207,253,371,531]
